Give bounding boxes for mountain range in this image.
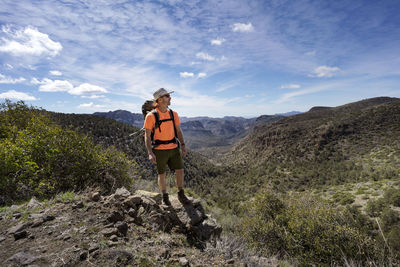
[93,110,300,157]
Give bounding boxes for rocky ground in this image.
[0,188,259,267]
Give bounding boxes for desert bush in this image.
[387,225,400,252]
[332,191,355,205]
[383,188,400,207]
[240,189,379,265]
[365,198,387,217]
[0,100,136,203]
[380,208,400,232]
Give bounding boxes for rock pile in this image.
[1,188,223,266]
[100,187,222,245]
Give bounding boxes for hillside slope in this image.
[204,97,400,209]
[49,112,220,186]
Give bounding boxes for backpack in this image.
[141,100,178,148]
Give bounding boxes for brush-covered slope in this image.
[49,111,220,186]
[229,97,400,190]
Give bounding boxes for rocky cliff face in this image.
[0,188,229,266]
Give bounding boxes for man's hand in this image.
[149,152,157,164]
[181,145,187,158]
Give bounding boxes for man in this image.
[144,88,190,206]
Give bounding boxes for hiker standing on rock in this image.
[144,88,191,206]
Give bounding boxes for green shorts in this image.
[153,148,184,174]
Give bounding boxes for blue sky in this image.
[0,0,399,117]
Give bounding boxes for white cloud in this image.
[0,26,62,57]
[31,78,106,95]
[305,50,316,56]
[198,72,207,78]
[5,64,13,69]
[309,65,341,78]
[0,73,26,84]
[30,77,42,84]
[196,52,215,61]
[81,95,106,99]
[68,83,108,95]
[33,78,73,92]
[77,102,105,109]
[281,84,301,89]
[180,72,194,78]
[275,80,350,104]
[49,70,62,76]
[211,38,226,46]
[232,23,254,32]
[0,90,37,100]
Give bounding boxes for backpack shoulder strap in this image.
[151,110,161,138]
[169,109,178,138]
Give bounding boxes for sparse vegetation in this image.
[239,189,382,265]
[0,100,136,203]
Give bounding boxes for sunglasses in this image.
[163,94,171,98]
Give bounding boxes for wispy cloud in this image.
[196,52,215,61]
[49,70,62,76]
[305,50,316,56]
[0,90,37,100]
[0,73,25,84]
[232,23,254,32]
[77,102,105,110]
[198,72,207,78]
[81,95,106,99]
[309,66,341,78]
[281,84,301,89]
[0,26,62,57]
[1,0,399,117]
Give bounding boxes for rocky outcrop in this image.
[0,188,223,266]
[102,187,222,244]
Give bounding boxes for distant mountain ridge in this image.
[93,110,300,152]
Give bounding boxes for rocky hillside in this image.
[200,97,400,211]
[232,96,400,168]
[0,188,260,267]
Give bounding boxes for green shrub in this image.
[0,100,136,203]
[380,208,400,232]
[365,198,388,217]
[384,188,400,207]
[387,225,400,252]
[332,191,355,205]
[240,190,379,265]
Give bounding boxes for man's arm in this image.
[175,125,187,157]
[145,129,156,164]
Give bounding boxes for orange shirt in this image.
[144,108,181,150]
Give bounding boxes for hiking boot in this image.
[162,193,171,206]
[178,189,191,205]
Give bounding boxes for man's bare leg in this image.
[175,169,184,190]
[158,172,167,193]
